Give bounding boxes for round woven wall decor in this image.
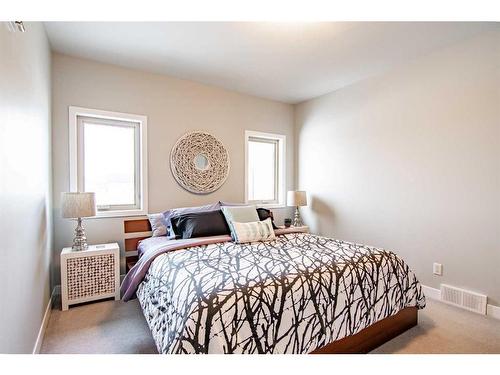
[170,131,230,194]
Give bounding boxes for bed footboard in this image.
[311,307,418,354]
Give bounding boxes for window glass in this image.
[247,138,277,202]
[83,121,137,207]
[245,131,285,206]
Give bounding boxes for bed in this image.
[121,219,425,354]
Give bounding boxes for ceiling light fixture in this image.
[5,21,25,33]
[15,21,26,32]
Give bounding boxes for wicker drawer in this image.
[61,243,120,310]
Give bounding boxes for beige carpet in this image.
[41,296,157,354]
[40,298,500,354]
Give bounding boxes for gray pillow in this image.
[219,201,279,229]
[221,205,260,224]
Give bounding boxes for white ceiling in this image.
[44,22,495,103]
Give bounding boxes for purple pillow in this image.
[163,202,220,239]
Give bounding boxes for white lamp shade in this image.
[287,191,307,207]
[61,192,96,218]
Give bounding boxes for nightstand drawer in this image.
[61,243,120,310]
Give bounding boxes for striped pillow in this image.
[230,218,276,244]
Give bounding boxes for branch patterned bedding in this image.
[128,232,425,354]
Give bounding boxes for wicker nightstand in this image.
[60,243,120,311]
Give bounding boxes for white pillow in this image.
[231,218,276,244]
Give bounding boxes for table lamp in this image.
[61,192,96,251]
[287,190,307,227]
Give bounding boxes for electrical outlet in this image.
[433,263,443,276]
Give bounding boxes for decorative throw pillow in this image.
[147,213,168,237]
[170,210,230,239]
[230,218,276,244]
[163,202,221,239]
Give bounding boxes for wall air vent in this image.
[440,284,487,315]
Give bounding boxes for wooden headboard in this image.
[124,218,152,271]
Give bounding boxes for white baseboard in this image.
[422,284,500,320]
[487,304,500,320]
[32,287,57,354]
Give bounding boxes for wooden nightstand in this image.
[278,225,310,233]
[60,243,120,311]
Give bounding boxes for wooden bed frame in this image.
[124,218,418,354]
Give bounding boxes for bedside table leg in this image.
[62,302,68,311]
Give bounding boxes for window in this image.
[245,131,286,207]
[69,107,148,217]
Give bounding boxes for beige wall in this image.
[295,30,500,305]
[0,23,52,353]
[52,53,294,283]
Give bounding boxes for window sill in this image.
[251,203,287,209]
[90,209,148,219]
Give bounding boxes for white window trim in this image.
[69,106,148,218]
[244,130,286,208]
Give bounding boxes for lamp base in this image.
[293,206,303,227]
[72,217,89,251]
